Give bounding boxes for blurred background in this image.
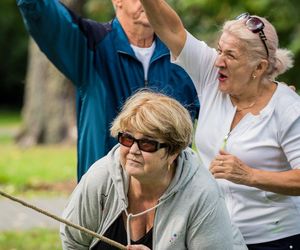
[1,0,300,145]
[0,0,299,249]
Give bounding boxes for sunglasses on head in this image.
[118,132,168,153]
[235,13,269,57]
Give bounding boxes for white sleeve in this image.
[171,31,219,97]
[279,103,300,169]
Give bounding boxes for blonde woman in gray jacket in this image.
[60,91,246,250]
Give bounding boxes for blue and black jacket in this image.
[17,0,199,181]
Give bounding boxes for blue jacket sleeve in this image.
[17,0,93,86]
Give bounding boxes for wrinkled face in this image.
[114,0,150,27]
[119,131,173,182]
[215,32,255,95]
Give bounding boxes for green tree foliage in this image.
[1,0,299,106]
[84,0,114,21]
[0,0,28,107]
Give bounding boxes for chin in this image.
[138,20,151,28]
[218,81,228,93]
[135,15,151,26]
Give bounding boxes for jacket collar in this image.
[112,18,169,61]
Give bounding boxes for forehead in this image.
[218,32,245,54]
[126,131,144,138]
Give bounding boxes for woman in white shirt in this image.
[140,1,300,249]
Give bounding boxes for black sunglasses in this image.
[235,13,269,57]
[118,132,168,153]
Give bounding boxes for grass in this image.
[0,143,76,194]
[0,109,21,144]
[0,109,21,126]
[0,109,76,195]
[0,229,61,250]
[0,109,76,248]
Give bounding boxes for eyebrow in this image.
[217,44,243,58]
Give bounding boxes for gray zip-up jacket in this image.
[60,145,246,249]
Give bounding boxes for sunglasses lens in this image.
[246,17,264,33]
[138,139,157,152]
[235,13,269,57]
[118,132,160,152]
[118,133,134,147]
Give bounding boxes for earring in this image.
[168,164,171,171]
[252,74,257,79]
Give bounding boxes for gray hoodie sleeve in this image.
[60,173,102,249]
[60,147,125,249]
[187,198,233,249]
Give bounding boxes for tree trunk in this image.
[16,0,85,147]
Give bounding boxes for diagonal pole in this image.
[0,190,127,250]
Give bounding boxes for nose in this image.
[214,54,225,68]
[129,141,141,154]
[138,0,144,10]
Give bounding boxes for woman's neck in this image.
[230,80,270,109]
[231,80,276,114]
[128,168,175,202]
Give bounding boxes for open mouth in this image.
[218,71,228,82]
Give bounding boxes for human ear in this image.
[254,59,269,77]
[167,152,179,167]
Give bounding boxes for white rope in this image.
[124,198,168,245]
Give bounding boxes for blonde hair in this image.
[110,90,193,155]
[222,16,294,80]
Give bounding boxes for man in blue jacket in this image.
[17,0,199,181]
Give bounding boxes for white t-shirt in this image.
[131,41,156,81]
[173,31,300,244]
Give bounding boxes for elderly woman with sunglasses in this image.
[140,1,300,249]
[60,90,246,250]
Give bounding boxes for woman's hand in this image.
[209,149,254,185]
[127,244,151,250]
